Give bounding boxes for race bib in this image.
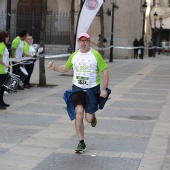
[76,76,90,85]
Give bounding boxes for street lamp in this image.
[142,1,147,40]
[6,0,11,32]
[109,0,119,62]
[158,16,163,54]
[153,12,158,57]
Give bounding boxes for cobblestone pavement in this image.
[0,55,170,170]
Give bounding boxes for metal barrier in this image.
[0,11,71,45]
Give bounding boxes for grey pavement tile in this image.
[61,134,149,153]
[121,93,167,101]
[100,108,160,120]
[127,88,168,95]
[0,148,9,155]
[36,95,64,104]
[13,103,66,115]
[133,84,170,90]
[143,75,170,81]
[163,157,170,169]
[0,127,38,144]
[0,113,60,127]
[33,152,141,170]
[4,87,59,104]
[166,139,170,155]
[86,119,155,136]
[110,101,163,110]
[163,166,170,170]
[142,79,170,84]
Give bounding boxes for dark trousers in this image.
[24,63,34,85]
[0,74,8,104]
[134,51,138,59]
[148,48,153,57]
[139,49,144,59]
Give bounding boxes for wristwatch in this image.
[103,87,108,90]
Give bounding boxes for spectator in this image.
[0,31,10,109]
[161,40,166,54]
[10,30,28,90]
[148,39,153,57]
[23,36,37,88]
[139,37,144,59]
[97,34,107,57]
[133,38,139,59]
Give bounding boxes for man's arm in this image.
[102,68,109,89]
[47,60,70,73]
[100,68,109,98]
[11,47,15,58]
[0,58,10,68]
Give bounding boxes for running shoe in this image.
[91,117,97,127]
[75,143,86,154]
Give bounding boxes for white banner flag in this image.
[75,0,104,50]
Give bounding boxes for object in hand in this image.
[33,55,37,58]
[3,73,20,92]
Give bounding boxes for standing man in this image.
[11,30,28,90]
[161,40,166,54]
[148,39,153,57]
[48,32,109,154]
[133,38,139,59]
[139,37,144,59]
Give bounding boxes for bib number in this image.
[76,76,90,85]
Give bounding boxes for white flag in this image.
[75,0,104,50]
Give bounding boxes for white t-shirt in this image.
[3,48,9,73]
[65,48,108,89]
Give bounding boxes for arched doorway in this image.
[17,0,42,43]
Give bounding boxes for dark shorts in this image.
[71,84,100,109]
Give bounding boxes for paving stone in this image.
[101,108,160,120]
[13,103,66,115]
[0,127,38,144]
[0,148,9,155]
[0,113,60,127]
[1,57,170,170]
[33,153,141,170]
[110,101,163,110]
[121,93,167,101]
[61,133,149,153]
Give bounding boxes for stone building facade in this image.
[1,0,169,58]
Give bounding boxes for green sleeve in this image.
[11,37,20,49]
[65,50,79,69]
[91,49,108,71]
[24,44,29,54]
[0,43,5,59]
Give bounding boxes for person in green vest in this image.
[11,30,28,90]
[23,36,36,88]
[0,31,10,110]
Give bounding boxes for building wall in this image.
[11,0,71,14]
[0,1,6,12]
[3,0,167,58]
[103,0,143,59]
[145,0,170,49]
[0,0,6,31]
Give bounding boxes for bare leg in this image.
[85,113,95,123]
[75,105,84,141]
